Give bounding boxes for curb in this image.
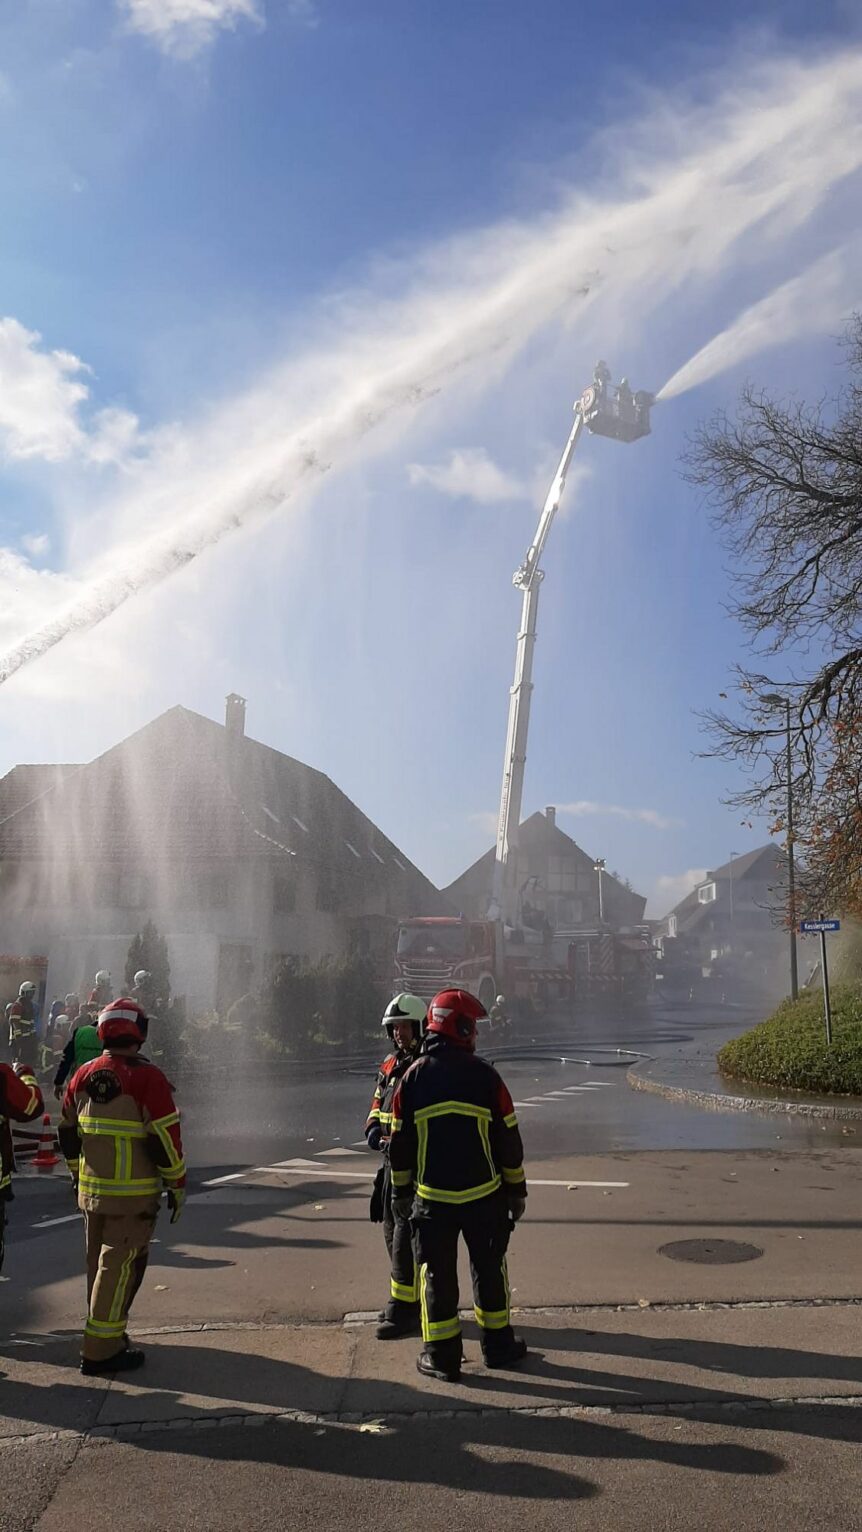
[627,1059,862,1121]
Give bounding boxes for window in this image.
[292,815,310,834]
[344,840,361,859]
[369,847,385,865]
[698,882,717,904]
[273,874,295,914]
[668,914,678,938]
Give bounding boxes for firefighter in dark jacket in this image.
[1,1061,44,1275]
[365,993,426,1339]
[389,988,528,1383]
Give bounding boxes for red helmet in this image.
[426,989,487,1050]
[97,997,149,1047]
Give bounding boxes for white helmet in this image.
[19,980,36,997]
[95,970,111,986]
[495,995,505,1006]
[134,970,151,987]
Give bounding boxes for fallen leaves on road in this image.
[154,1284,169,1292]
[313,1204,325,1211]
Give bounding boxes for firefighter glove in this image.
[366,1123,384,1152]
[509,1195,527,1224]
[392,1194,414,1221]
[167,1188,186,1224]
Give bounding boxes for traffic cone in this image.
[33,1115,60,1171]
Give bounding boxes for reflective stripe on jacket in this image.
[365,1046,420,1140]
[0,1064,44,1199]
[59,1051,185,1214]
[389,1038,526,1205]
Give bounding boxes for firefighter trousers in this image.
[412,1192,514,1367]
[0,1202,6,1277]
[82,1209,157,1361]
[382,1164,418,1314]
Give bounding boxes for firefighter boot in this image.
[481,1330,529,1370]
[81,1347,146,1377]
[376,1300,421,1340]
[416,1339,462,1384]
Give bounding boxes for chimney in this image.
[545,806,556,827]
[225,693,246,738]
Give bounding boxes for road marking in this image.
[316,1148,369,1158]
[31,1214,80,1228]
[512,1101,542,1108]
[268,1158,327,1169]
[200,1172,248,1186]
[531,1179,629,1188]
[258,1167,375,1180]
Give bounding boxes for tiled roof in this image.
[443,810,646,916]
[0,705,449,911]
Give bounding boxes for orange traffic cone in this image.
[33,1114,60,1171]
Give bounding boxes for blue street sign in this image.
[800,919,840,933]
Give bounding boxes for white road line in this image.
[268,1158,326,1169]
[258,1167,375,1180]
[316,1147,368,1158]
[531,1179,629,1188]
[31,1214,80,1228]
[200,1172,248,1186]
[511,1101,542,1108]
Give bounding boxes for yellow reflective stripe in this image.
[502,1165,526,1185]
[503,1111,518,1129]
[159,1162,186,1183]
[151,1111,180,1131]
[414,1101,492,1124]
[78,1174,161,1195]
[417,1117,428,1185]
[391,1167,413,1188]
[152,1121,183,1168]
[85,1317,127,1337]
[109,1249,136,1324]
[474,1305,510,1330]
[0,1172,11,1191]
[390,1276,419,1303]
[419,1262,461,1343]
[366,1107,382,1122]
[478,1117,495,1182]
[65,1157,80,1174]
[388,1118,402,1134]
[79,1119,149,1139]
[416,1175,501,1204]
[378,1112,392,1126]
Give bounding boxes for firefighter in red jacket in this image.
[0,1061,44,1275]
[58,997,186,1376]
[365,993,426,1339]
[389,988,528,1383]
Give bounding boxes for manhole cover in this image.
[658,1238,763,1265]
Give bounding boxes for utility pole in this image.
[764,694,799,1001]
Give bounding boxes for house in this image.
[656,845,789,990]
[0,697,450,1015]
[443,806,647,932]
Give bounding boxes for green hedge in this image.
[717,984,862,1096]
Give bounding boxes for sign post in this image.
[799,919,840,1045]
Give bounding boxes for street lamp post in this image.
[764,694,799,1001]
[594,858,606,923]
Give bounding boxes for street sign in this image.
[799,919,840,933]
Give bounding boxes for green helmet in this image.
[382,993,427,1040]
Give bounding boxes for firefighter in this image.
[52,1009,103,1100]
[8,982,39,1069]
[1,1061,43,1275]
[88,970,113,1010]
[389,988,528,1383]
[58,997,186,1376]
[365,993,426,1339]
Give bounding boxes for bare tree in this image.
[685,318,862,915]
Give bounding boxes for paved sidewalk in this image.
[1,1305,860,1531]
[628,1053,862,1121]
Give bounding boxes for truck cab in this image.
[394,917,499,1009]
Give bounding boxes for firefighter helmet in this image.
[95,970,111,987]
[382,993,426,1040]
[97,997,148,1047]
[18,981,36,997]
[495,995,505,1006]
[64,993,79,1007]
[426,989,487,1050]
[134,970,151,987]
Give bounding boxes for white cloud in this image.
[0,318,147,468]
[557,801,683,831]
[0,318,91,462]
[649,868,709,916]
[286,0,318,25]
[408,448,526,505]
[120,0,262,56]
[21,532,50,558]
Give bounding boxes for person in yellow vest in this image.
[58,997,185,1375]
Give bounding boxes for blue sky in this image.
[1,1,862,915]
